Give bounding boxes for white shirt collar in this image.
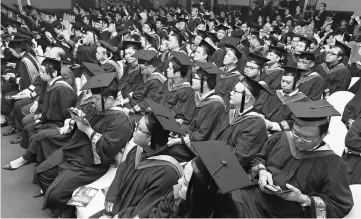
[48,76,62,86]
[280,89,299,97]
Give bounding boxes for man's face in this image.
[297,58,313,70]
[96,46,106,61]
[142,24,151,33]
[191,72,202,91]
[217,29,226,40]
[326,47,340,63]
[194,35,203,46]
[178,22,186,30]
[266,51,280,64]
[193,46,207,61]
[244,61,260,79]
[295,41,307,54]
[291,37,300,49]
[292,123,324,152]
[241,24,248,33]
[167,35,179,50]
[281,75,296,93]
[125,47,137,63]
[156,21,162,29]
[39,65,52,82]
[159,39,168,52]
[223,49,237,65]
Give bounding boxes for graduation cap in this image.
[71,22,86,31]
[196,29,208,39]
[51,20,63,28]
[335,40,351,57]
[247,52,270,67]
[216,24,229,32]
[81,62,108,78]
[224,42,243,59]
[145,99,185,136]
[81,69,118,110]
[296,51,316,61]
[267,35,280,46]
[4,19,22,27]
[288,99,340,126]
[142,32,158,49]
[98,40,118,53]
[199,39,216,57]
[298,35,311,47]
[268,45,286,57]
[191,61,224,93]
[122,40,141,50]
[132,49,158,64]
[231,29,245,39]
[249,22,262,32]
[191,141,253,194]
[117,26,130,36]
[191,3,201,10]
[17,27,37,38]
[170,51,191,66]
[177,17,187,24]
[206,32,219,43]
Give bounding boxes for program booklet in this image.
[67,186,99,207]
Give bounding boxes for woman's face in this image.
[133,117,151,149]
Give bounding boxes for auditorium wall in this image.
[2,0,73,9]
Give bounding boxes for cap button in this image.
[221,160,227,165]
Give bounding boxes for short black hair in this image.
[321,3,326,8]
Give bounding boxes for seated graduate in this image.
[154,51,196,125]
[211,77,269,169]
[160,31,187,75]
[342,90,361,129]
[167,62,226,161]
[2,57,77,170]
[261,45,286,90]
[343,117,361,184]
[140,32,158,52]
[96,40,122,79]
[216,41,242,106]
[227,100,353,218]
[117,40,144,102]
[1,34,40,127]
[97,102,183,218]
[285,35,310,68]
[315,41,352,98]
[255,66,311,132]
[296,51,325,100]
[243,52,270,82]
[2,62,100,171]
[205,31,226,68]
[34,73,133,218]
[135,141,253,218]
[124,50,166,119]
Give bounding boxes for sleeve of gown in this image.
[102,63,117,73]
[116,167,179,218]
[135,80,162,112]
[172,91,197,124]
[183,103,225,154]
[137,189,177,218]
[251,132,283,168]
[46,88,75,121]
[232,119,268,168]
[345,119,361,151]
[342,93,358,124]
[91,114,133,164]
[308,77,325,100]
[308,157,354,218]
[153,82,166,104]
[17,61,32,90]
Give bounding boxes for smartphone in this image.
[276,189,292,194]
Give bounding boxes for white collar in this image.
[198,90,215,101]
[239,106,254,116]
[280,89,299,97]
[100,57,112,65]
[48,76,62,86]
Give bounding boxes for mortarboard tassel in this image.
[240,89,246,113]
[200,74,204,94]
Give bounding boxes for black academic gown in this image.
[211,48,226,68]
[101,146,181,218]
[316,63,352,95]
[36,107,133,211]
[285,52,298,68]
[343,118,361,184]
[119,65,144,101]
[215,67,242,107]
[154,80,196,125]
[342,90,361,125]
[260,66,284,91]
[255,90,310,131]
[24,91,96,164]
[298,71,326,100]
[179,92,226,160]
[211,108,268,169]
[224,132,353,218]
[20,78,77,151]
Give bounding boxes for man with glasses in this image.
[211,76,269,169]
[224,100,353,218]
[296,51,325,100]
[286,35,310,67]
[243,52,270,82]
[315,41,352,98]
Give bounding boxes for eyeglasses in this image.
[291,129,319,143]
[134,121,151,135]
[326,51,338,56]
[245,65,260,70]
[232,88,245,94]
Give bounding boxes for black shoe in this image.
[10,137,22,144]
[33,190,44,198]
[2,127,16,136]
